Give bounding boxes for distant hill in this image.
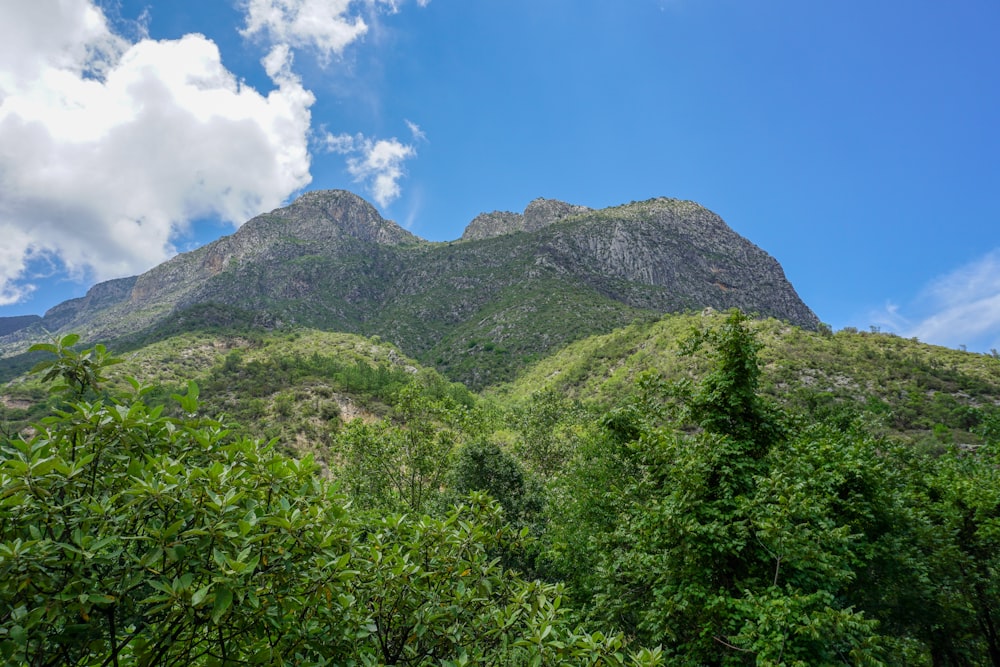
[497,310,1000,446]
[0,190,819,388]
[0,315,41,337]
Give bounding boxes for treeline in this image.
[3,314,1000,665]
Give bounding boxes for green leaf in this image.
[191,585,211,607]
[212,586,233,624]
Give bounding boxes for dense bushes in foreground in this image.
[0,336,659,666]
[3,313,1000,665]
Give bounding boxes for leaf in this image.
[191,585,211,607]
[212,586,233,624]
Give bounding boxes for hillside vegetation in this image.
[3,311,1000,665]
[500,310,1000,448]
[5,189,999,664]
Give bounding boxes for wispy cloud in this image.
[405,119,427,143]
[240,0,427,63]
[872,249,1000,353]
[322,131,418,207]
[0,0,315,306]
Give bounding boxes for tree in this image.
[570,311,886,664]
[334,382,457,513]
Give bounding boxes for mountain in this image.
[0,315,41,337]
[0,190,819,387]
[460,197,593,240]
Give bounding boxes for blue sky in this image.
[1,1,998,353]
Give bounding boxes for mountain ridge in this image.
[0,190,820,387]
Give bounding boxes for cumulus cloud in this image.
[322,130,417,207]
[241,0,368,61]
[0,0,315,306]
[873,249,1000,353]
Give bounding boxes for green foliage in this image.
[448,440,543,526]
[510,388,589,476]
[7,312,1000,665]
[1,337,661,666]
[1,376,362,663]
[891,440,1000,664]
[538,311,1000,665]
[333,382,463,513]
[552,312,888,664]
[28,333,122,399]
[676,310,785,453]
[504,311,1000,447]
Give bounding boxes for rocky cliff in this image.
[0,190,819,387]
[460,198,591,240]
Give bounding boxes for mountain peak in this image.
[252,190,421,246]
[522,198,591,231]
[461,197,591,241]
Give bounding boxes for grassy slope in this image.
[495,310,1000,446]
[0,328,470,461]
[6,311,999,454]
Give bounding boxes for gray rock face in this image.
[13,190,418,341]
[461,211,524,241]
[43,276,139,330]
[0,190,820,384]
[0,315,41,337]
[522,198,591,232]
[460,198,591,240]
[130,190,417,303]
[536,198,819,328]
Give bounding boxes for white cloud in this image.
[241,0,368,62]
[241,0,430,210]
[908,250,1000,351]
[873,249,1000,353]
[321,131,417,207]
[240,0,423,63]
[0,0,315,306]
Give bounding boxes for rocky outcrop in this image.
[43,277,138,330]
[523,198,591,231]
[536,198,819,328]
[461,211,524,241]
[128,190,419,307]
[461,198,591,241]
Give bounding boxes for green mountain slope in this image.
[497,310,1000,446]
[0,190,818,388]
[0,328,470,459]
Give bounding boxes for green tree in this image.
[334,382,462,513]
[570,311,885,664]
[0,354,364,664]
[905,441,1000,665]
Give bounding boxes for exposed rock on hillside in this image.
[0,315,41,337]
[461,198,591,240]
[0,190,819,388]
